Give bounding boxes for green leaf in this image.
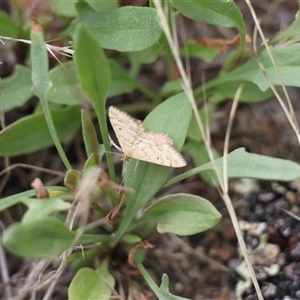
[215,44,300,91]
[48,59,137,102]
[69,262,115,300]
[170,0,245,47]
[48,61,84,105]
[108,59,137,97]
[127,42,160,65]
[0,187,70,212]
[3,216,75,258]
[145,193,221,235]
[166,148,300,187]
[78,233,111,245]
[138,264,190,300]
[51,0,117,17]
[209,81,274,103]
[48,59,135,103]
[76,3,162,51]
[124,93,192,210]
[111,92,192,247]
[213,148,300,180]
[75,27,111,108]
[83,153,103,171]
[121,233,142,244]
[187,105,215,142]
[64,169,81,191]
[81,110,99,158]
[50,0,77,17]
[74,25,114,180]
[184,141,220,186]
[31,24,71,169]
[0,190,36,212]
[161,79,183,96]
[180,40,220,63]
[87,0,118,12]
[274,14,300,42]
[22,198,71,223]
[0,10,19,37]
[2,66,33,112]
[31,27,52,108]
[159,274,191,300]
[0,106,81,157]
[74,26,111,128]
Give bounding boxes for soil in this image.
[1,1,300,300]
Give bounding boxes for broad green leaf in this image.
[111,92,192,247]
[180,40,220,63]
[50,0,77,17]
[76,3,162,51]
[214,148,300,180]
[274,14,300,42]
[127,42,160,80]
[69,262,115,300]
[187,105,215,142]
[124,93,192,209]
[209,81,274,103]
[108,59,137,97]
[48,61,84,105]
[0,10,19,37]
[0,106,81,157]
[22,198,71,223]
[145,193,221,235]
[74,25,114,180]
[184,141,220,186]
[127,42,160,65]
[74,26,111,127]
[166,148,300,187]
[31,26,53,123]
[87,0,118,12]
[48,59,135,104]
[214,44,300,91]
[2,66,33,112]
[51,0,117,17]
[161,79,183,96]
[31,23,71,169]
[3,216,74,258]
[170,0,245,47]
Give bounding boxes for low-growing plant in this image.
[1,1,300,299]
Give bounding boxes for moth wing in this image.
[109,106,146,154]
[130,132,186,167]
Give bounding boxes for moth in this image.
[108,106,186,167]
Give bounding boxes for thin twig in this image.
[155,1,264,298]
[223,85,243,194]
[0,35,74,59]
[245,0,300,143]
[0,163,65,178]
[41,254,68,300]
[153,0,224,190]
[13,260,49,300]
[222,86,264,300]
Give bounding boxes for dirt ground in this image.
[1,1,300,299]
